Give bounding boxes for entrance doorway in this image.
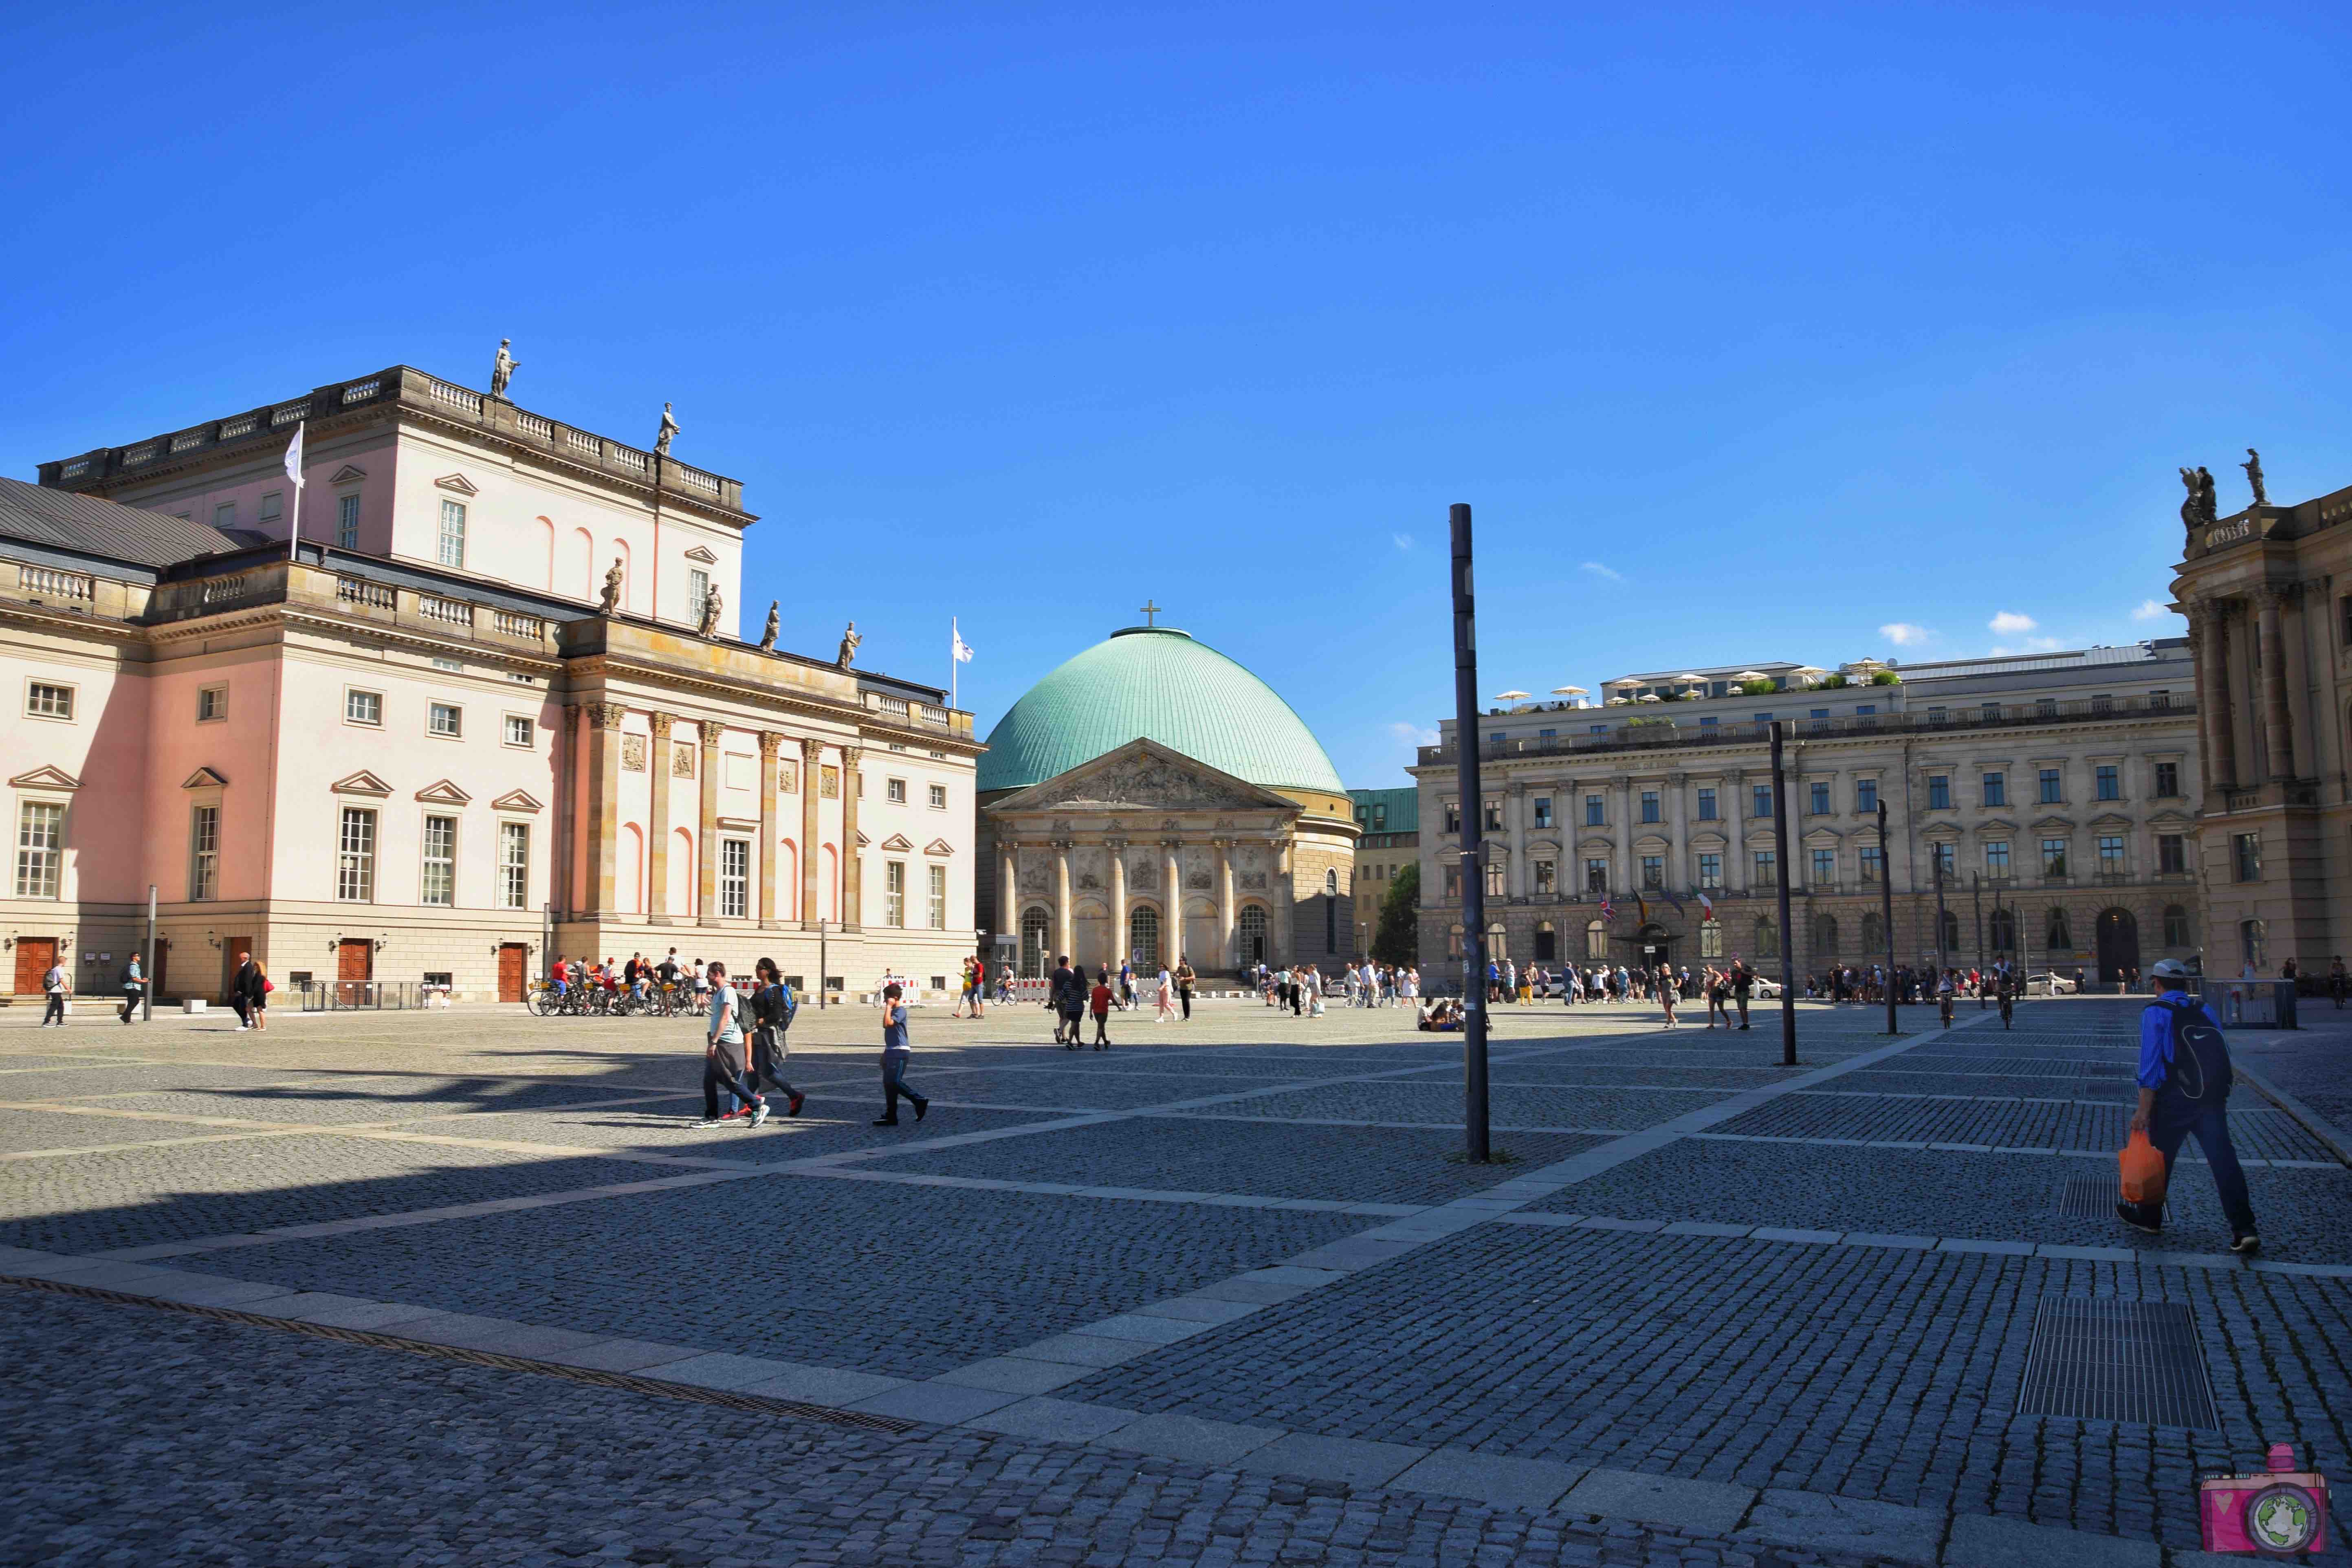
[337,938,373,1004]
[13,937,57,996]
[497,943,528,1003]
[2095,907,2141,985]
[1635,922,1671,964]
[1020,908,1049,978]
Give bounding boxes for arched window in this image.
[1812,913,1838,953]
[2163,904,2191,948]
[1938,909,1960,954]
[1987,907,2015,952]
[1487,922,1508,961]
[1699,917,1723,958]
[1862,910,1885,952]
[1325,868,1339,896]
[1755,915,1779,959]
[1129,905,1160,970]
[1020,908,1050,978]
[1237,905,1270,965]
[1534,921,1557,961]
[1586,919,1610,961]
[2047,906,2073,953]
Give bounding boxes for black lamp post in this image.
[1450,503,1491,1161]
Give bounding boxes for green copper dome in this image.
[978,627,1347,796]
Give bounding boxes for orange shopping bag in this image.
[2119,1129,2167,1206]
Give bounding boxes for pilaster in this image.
[584,703,626,915]
[800,738,823,927]
[647,711,676,922]
[840,744,863,931]
[695,724,721,926]
[757,732,782,928]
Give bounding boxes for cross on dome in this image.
[1138,599,1161,627]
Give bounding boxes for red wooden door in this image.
[337,939,372,1005]
[13,938,57,996]
[497,943,526,1003]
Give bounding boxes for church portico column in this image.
[757,732,781,928]
[695,724,721,925]
[1108,841,1128,966]
[585,703,626,916]
[647,712,676,922]
[1054,842,1074,962]
[841,745,863,930]
[2258,587,2296,782]
[1162,842,1182,968]
[999,840,1018,942]
[1215,840,1235,970]
[1272,837,1296,965]
[799,739,823,927]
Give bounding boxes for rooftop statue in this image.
[599,556,624,614]
[490,339,519,398]
[656,402,680,456]
[2244,448,2267,508]
[759,600,779,651]
[838,620,861,670]
[698,581,724,638]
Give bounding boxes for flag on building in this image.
[1598,896,1614,922]
[952,620,974,662]
[1697,891,1715,917]
[282,422,306,559]
[1661,892,1686,916]
[1638,897,1650,926]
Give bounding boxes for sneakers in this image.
[718,1108,744,1122]
[750,1100,770,1128]
[236,1024,250,1032]
[2114,1201,2162,1235]
[693,1117,724,1129]
[787,1091,806,1118]
[871,1116,899,1127]
[2231,1234,2262,1254]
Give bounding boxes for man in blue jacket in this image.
[2118,959,2260,1252]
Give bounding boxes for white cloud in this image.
[1580,561,1624,582]
[1388,721,1439,749]
[1879,622,1932,646]
[1392,532,1414,551]
[1990,637,2065,655]
[1988,610,2038,636]
[2132,599,2173,621]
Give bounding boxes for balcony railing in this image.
[1419,693,2196,767]
[17,564,93,601]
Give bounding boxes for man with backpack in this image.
[746,958,807,1118]
[2118,959,2260,1253]
[694,960,768,1128]
[41,956,69,1025]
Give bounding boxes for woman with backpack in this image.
[2118,959,2260,1253]
[746,958,807,1118]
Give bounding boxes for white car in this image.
[2025,971,2079,996]
[1749,975,1783,999]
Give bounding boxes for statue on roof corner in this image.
[698,581,724,638]
[759,600,779,651]
[2243,448,2267,508]
[656,402,680,456]
[490,339,519,398]
[837,621,860,670]
[600,557,624,613]
[2179,465,2217,537]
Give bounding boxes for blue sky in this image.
[4,3,2346,787]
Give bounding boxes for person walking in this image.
[1089,972,1115,1048]
[231,950,262,1031]
[2330,957,2347,1011]
[873,982,929,1125]
[118,951,143,1025]
[1657,964,1678,1028]
[40,955,68,1026]
[247,959,271,1031]
[1154,964,1176,1023]
[2117,959,2261,1253]
[1730,957,1753,1029]
[1175,957,1195,1020]
[1118,956,1135,1012]
[695,961,767,1129]
[746,958,807,1117]
[1051,954,1086,1048]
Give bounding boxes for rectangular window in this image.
[2038,768,2062,803]
[1930,842,1956,879]
[686,568,709,622]
[1532,796,1552,829]
[2157,833,2186,875]
[1640,854,1663,890]
[337,807,376,901]
[1585,795,1605,827]
[1443,864,1461,900]
[1982,772,2005,807]
[259,491,283,522]
[928,863,947,929]
[189,804,219,900]
[2098,835,2126,876]
[429,702,461,738]
[25,682,73,720]
[2091,694,2114,715]
[1752,850,1778,887]
[346,689,383,726]
[1859,844,1883,884]
[1698,852,1722,889]
[1443,801,1461,834]
[1534,859,1556,894]
[2096,765,2120,801]
[214,502,237,529]
[928,783,947,809]
[2040,838,2068,878]
[1811,848,1836,886]
[1590,723,1608,736]
[1585,858,1609,893]
[2036,697,2058,719]
[722,839,750,918]
[1485,857,1506,897]
[1985,841,2011,879]
[420,815,456,906]
[1927,774,1951,810]
[2233,833,2261,883]
[1640,789,1659,824]
[2155,761,2180,797]
[2150,690,2172,710]
[1808,782,1829,814]
[1753,713,1774,724]
[1855,778,1878,814]
[1696,787,1717,820]
[437,499,466,567]
[499,822,530,909]
[197,684,227,722]
[1752,785,1773,819]
[1856,705,1876,718]
[884,859,906,926]
[15,800,63,898]
[337,493,361,549]
[1700,716,1718,730]
[503,715,534,748]
[1483,799,1502,831]
[886,777,907,804]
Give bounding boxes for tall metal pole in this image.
[818,918,828,1010]
[1450,503,1491,1161]
[1973,873,1986,1007]
[1767,723,1797,1065]
[1934,855,1950,983]
[143,884,156,1022]
[1877,801,1897,1035]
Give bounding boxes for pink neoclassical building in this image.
[2,361,979,1004]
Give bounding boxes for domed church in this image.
[976,617,1358,979]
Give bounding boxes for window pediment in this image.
[878,833,915,852]
[331,770,393,796]
[9,764,80,791]
[329,464,367,484]
[682,544,719,563]
[491,789,543,813]
[433,472,480,496]
[414,779,474,806]
[924,838,955,856]
[181,766,229,789]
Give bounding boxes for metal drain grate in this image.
[2016,1297,2220,1429]
[2059,1175,2119,1218]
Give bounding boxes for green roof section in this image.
[977,627,1347,796]
[1349,786,1418,833]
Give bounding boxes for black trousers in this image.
[748,1029,797,1099]
[120,986,141,1023]
[1092,1011,1110,1044]
[42,993,65,1025]
[1179,987,1192,1020]
[702,1041,761,1119]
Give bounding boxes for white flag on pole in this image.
[952,620,974,663]
[283,422,306,559]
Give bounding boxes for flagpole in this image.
[951,618,959,710]
[284,422,306,564]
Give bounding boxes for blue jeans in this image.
[880,1051,925,1118]
[2124,1095,2259,1238]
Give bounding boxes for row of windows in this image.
[1455,903,2198,967]
[1439,831,2187,899]
[330,809,532,908]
